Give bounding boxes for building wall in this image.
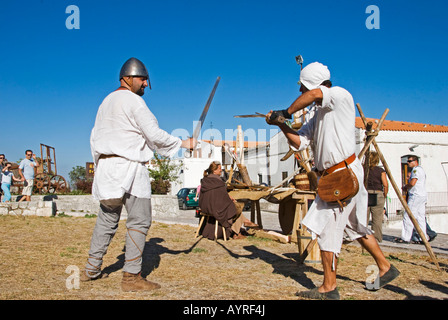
[170,143,222,195]
[265,132,299,186]
[357,129,448,195]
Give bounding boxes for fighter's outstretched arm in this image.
[268,88,323,122]
[265,110,302,149]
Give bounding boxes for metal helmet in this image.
[119,57,151,89]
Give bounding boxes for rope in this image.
[125,228,146,262]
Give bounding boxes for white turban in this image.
[298,62,331,90]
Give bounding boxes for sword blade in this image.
[192,76,220,141]
[234,112,266,118]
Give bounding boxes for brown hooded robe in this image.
[198,174,243,239]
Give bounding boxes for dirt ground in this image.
[0,215,447,301]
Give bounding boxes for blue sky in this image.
[1,0,447,181]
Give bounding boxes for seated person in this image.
[198,161,257,240]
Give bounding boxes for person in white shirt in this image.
[82,57,196,292]
[266,62,399,300]
[18,150,40,202]
[399,155,428,242]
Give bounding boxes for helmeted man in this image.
[82,57,196,291]
[266,62,399,300]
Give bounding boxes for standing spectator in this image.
[0,154,5,171]
[18,150,40,202]
[366,152,389,242]
[2,163,22,202]
[397,155,429,243]
[405,171,437,243]
[0,154,5,202]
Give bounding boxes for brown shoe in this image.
[121,272,161,292]
[243,221,259,228]
[232,233,247,240]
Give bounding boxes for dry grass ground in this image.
[0,215,447,301]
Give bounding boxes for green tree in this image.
[69,166,86,185]
[148,152,181,194]
[68,165,92,193]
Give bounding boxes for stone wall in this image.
[0,200,55,217]
[0,194,180,219]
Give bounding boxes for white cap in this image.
[298,62,331,90]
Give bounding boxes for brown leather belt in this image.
[319,153,356,176]
[99,154,120,160]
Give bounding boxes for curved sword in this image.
[192,76,220,142]
[185,77,220,158]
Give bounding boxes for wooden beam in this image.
[356,103,441,271]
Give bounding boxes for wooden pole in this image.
[298,238,318,264]
[356,103,441,271]
[362,123,372,255]
[237,163,252,186]
[358,108,389,160]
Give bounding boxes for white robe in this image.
[90,90,182,200]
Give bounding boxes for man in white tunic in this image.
[82,57,196,292]
[400,156,428,242]
[266,62,399,299]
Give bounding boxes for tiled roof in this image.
[355,117,448,133]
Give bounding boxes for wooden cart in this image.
[10,144,68,194]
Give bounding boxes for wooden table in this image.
[228,188,314,233]
[229,187,319,263]
[290,191,316,243]
[228,189,273,229]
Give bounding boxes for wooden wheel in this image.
[48,175,68,194]
[34,173,50,194]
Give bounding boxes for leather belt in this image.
[99,154,120,160]
[319,153,356,176]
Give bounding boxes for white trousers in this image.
[401,195,428,242]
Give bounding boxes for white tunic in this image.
[90,90,182,200]
[296,86,356,172]
[294,86,369,247]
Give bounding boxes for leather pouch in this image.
[317,162,359,208]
